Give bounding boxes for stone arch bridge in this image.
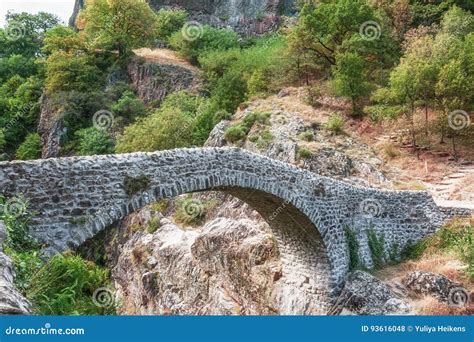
[0,148,459,312]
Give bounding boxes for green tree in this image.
[331,52,372,115]
[78,0,158,56]
[0,11,61,58]
[111,90,146,123]
[75,127,115,156]
[44,52,103,93]
[155,9,188,43]
[16,133,42,160]
[116,91,209,152]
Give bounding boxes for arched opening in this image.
[78,188,335,314]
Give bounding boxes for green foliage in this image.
[123,175,151,197]
[345,227,362,271]
[324,113,345,134]
[116,91,212,152]
[224,125,247,142]
[16,133,42,160]
[111,90,146,123]
[0,130,6,153]
[299,130,315,142]
[297,147,312,159]
[255,129,274,150]
[0,197,38,253]
[42,26,85,54]
[401,219,474,279]
[169,25,239,64]
[331,52,372,115]
[0,75,42,158]
[79,0,158,56]
[147,217,161,234]
[200,35,289,113]
[224,111,271,143]
[367,229,385,269]
[44,52,104,93]
[75,127,115,156]
[0,11,61,58]
[154,9,188,42]
[27,253,113,315]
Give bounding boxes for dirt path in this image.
[133,48,200,72]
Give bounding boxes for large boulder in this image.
[402,271,462,303]
[329,271,410,315]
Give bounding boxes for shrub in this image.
[224,125,247,142]
[169,25,239,64]
[255,129,274,150]
[15,133,42,160]
[224,111,271,143]
[111,90,146,123]
[199,35,289,113]
[345,227,361,271]
[173,197,218,226]
[298,147,312,159]
[154,9,188,42]
[44,52,103,93]
[147,217,161,234]
[116,91,212,152]
[324,113,345,134]
[75,127,114,156]
[27,253,113,315]
[299,130,315,142]
[367,229,385,269]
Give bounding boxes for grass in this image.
[383,143,400,159]
[324,113,345,135]
[27,252,114,315]
[402,218,474,281]
[224,111,271,143]
[299,130,315,142]
[297,147,312,160]
[1,198,115,315]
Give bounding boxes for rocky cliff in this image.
[69,0,296,35]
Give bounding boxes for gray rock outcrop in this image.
[0,221,31,315]
[329,271,410,315]
[69,0,296,35]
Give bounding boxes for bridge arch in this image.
[0,147,450,313]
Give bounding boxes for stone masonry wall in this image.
[0,147,455,309]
